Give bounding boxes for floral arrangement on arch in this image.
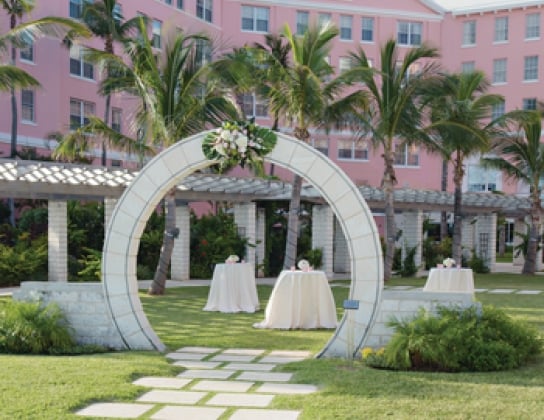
[202,120,277,173]
[443,257,456,268]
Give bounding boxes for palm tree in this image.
[347,39,440,280]
[80,0,142,166]
[481,110,544,274]
[426,71,503,265]
[59,20,238,294]
[258,23,366,270]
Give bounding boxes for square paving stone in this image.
[178,369,236,379]
[211,354,257,363]
[474,289,489,293]
[176,346,221,354]
[224,363,276,371]
[151,406,225,420]
[230,409,301,420]
[206,393,274,407]
[132,377,191,389]
[191,380,254,392]
[488,289,516,294]
[166,352,206,360]
[76,403,154,418]
[258,356,306,364]
[267,350,312,358]
[222,348,265,356]
[255,383,318,394]
[136,390,206,404]
[516,290,542,295]
[172,360,221,369]
[236,372,292,382]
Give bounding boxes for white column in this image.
[476,213,497,272]
[461,218,475,263]
[333,217,350,274]
[256,207,266,277]
[104,198,117,231]
[234,202,256,268]
[513,217,526,266]
[400,210,423,269]
[48,200,68,282]
[171,201,190,281]
[537,224,544,271]
[312,204,334,277]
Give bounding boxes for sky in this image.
[432,0,544,11]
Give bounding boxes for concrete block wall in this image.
[48,200,68,282]
[363,290,475,349]
[234,203,256,267]
[333,218,350,273]
[13,282,125,349]
[312,204,334,277]
[401,210,423,268]
[171,202,190,281]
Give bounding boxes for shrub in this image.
[300,248,323,269]
[382,305,542,372]
[0,237,47,287]
[468,249,490,274]
[399,244,418,277]
[0,300,75,354]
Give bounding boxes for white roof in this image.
[433,0,544,14]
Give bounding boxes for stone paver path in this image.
[75,347,317,419]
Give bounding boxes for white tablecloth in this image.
[203,263,259,313]
[423,268,475,293]
[254,270,337,329]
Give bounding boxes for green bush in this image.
[398,244,418,277]
[0,237,47,287]
[468,250,490,274]
[0,300,75,354]
[300,248,323,269]
[377,305,542,372]
[423,237,452,269]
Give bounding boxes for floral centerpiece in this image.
[443,257,455,268]
[202,120,277,173]
[297,259,311,272]
[225,254,240,264]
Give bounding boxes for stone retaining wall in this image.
[13,281,125,349]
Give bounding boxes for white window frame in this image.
[19,34,34,62]
[467,164,500,192]
[361,17,374,42]
[311,137,329,156]
[241,6,269,33]
[70,45,94,80]
[492,58,507,84]
[494,16,508,42]
[152,20,162,49]
[339,57,354,74]
[461,61,475,74]
[397,21,422,46]
[394,142,419,167]
[523,97,537,110]
[241,93,268,118]
[111,108,122,132]
[491,101,505,120]
[196,0,212,23]
[195,38,212,67]
[21,89,35,123]
[177,0,183,9]
[526,12,540,39]
[69,0,86,19]
[524,55,538,81]
[337,139,368,161]
[340,15,353,40]
[296,11,309,35]
[318,13,331,28]
[462,20,476,46]
[70,98,95,130]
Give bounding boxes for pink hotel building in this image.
[1,1,543,252]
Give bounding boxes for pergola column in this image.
[256,207,266,277]
[475,213,497,272]
[234,202,256,268]
[312,204,334,277]
[401,210,423,269]
[48,200,67,282]
[461,218,475,262]
[171,201,190,281]
[104,198,117,231]
[333,217,350,273]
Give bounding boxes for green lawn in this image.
[1,274,543,419]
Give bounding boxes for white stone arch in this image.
[102,131,383,358]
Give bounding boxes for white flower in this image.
[226,254,239,263]
[297,259,310,271]
[235,134,248,152]
[443,257,455,268]
[220,130,232,141]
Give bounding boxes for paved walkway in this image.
[76,347,317,419]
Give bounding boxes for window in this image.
[70,98,95,130]
[318,13,331,27]
[111,108,122,132]
[339,57,354,73]
[152,20,162,49]
[461,61,475,73]
[526,13,540,39]
[492,58,507,84]
[241,93,268,118]
[524,55,538,81]
[111,159,122,167]
[340,15,352,40]
[397,21,422,46]
[19,34,33,62]
[164,0,172,5]
[70,45,94,80]
[296,11,309,35]
[491,101,505,120]
[394,142,419,166]
[361,17,374,42]
[494,16,508,42]
[462,20,476,45]
[338,139,368,160]
[69,0,87,19]
[196,0,212,23]
[195,39,212,67]
[177,0,183,9]
[523,97,537,110]
[311,137,328,156]
[468,164,499,192]
[113,3,122,24]
[241,6,269,32]
[21,90,34,122]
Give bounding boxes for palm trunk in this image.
[522,193,541,275]
[383,148,397,281]
[283,174,302,269]
[102,93,111,166]
[148,188,177,295]
[452,153,464,264]
[498,223,505,257]
[9,44,17,226]
[440,158,449,240]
